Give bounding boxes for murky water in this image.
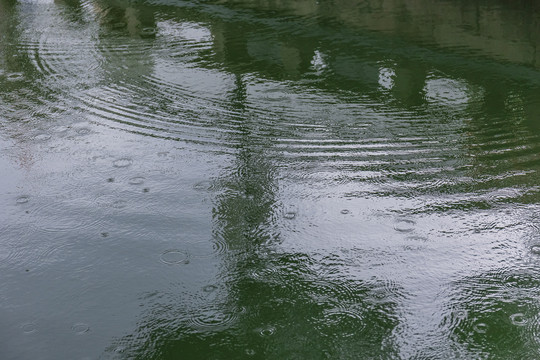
[2,0,540,358]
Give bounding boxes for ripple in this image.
[283,205,297,220]
[16,195,30,205]
[393,218,416,233]
[76,127,91,136]
[140,27,157,38]
[340,209,350,215]
[530,245,540,255]
[6,72,24,82]
[256,325,276,337]
[188,305,239,331]
[21,322,37,334]
[72,323,90,335]
[203,284,218,293]
[128,176,145,185]
[212,236,230,256]
[34,133,52,142]
[315,307,365,338]
[113,158,133,168]
[160,249,190,265]
[510,313,528,326]
[473,322,488,334]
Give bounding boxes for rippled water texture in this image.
[2,0,540,358]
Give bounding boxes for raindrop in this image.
[113,158,132,168]
[160,250,189,265]
[107,178,115,183]
[21,322,36,334]
[101,232,109,238]
[143,188,150,193]
[473,322,488,334]
[245,349,256,356]
[394,218,415,233]
[340,209,350,215]
[510,313,528,326]
[128,177,145,185]
[16,195,30,204]
[72,323,90,335]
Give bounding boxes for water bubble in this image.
[340,209,350,215]
[160,250,189,265]
[473,322,488,334]
[394,218,415,233]
[21,322,36,334]
[16,195,30,204]
[72,323,90,335]
[203,284,218,293]
[113,158,132,168]
[128,177,145,185]
[510,313,528,326]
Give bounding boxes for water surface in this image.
[2,0,540,358]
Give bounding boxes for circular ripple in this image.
[189,306,239,331]
[140,27,157,38]
[72,323,90,335]
[160,249,189,265]
[340,209,350,215]
[394,218,416,233]
[510,313,528,326]
[34,133,52,141]
[316,308,365,338]
[16,195,30,204]
[530,245,540,255]
[21,322,37,334]
[128,176,145,185]
[473,322,488,334]
[257,325,276,337]
[113,158,132,168]
[203,284,218,293]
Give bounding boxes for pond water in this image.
[2,0,540,358]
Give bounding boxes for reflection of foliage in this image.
[105,252,402,360]
[442,269,540,359]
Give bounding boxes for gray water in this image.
[2,0,540,359]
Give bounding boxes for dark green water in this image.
[2,0,540,358]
